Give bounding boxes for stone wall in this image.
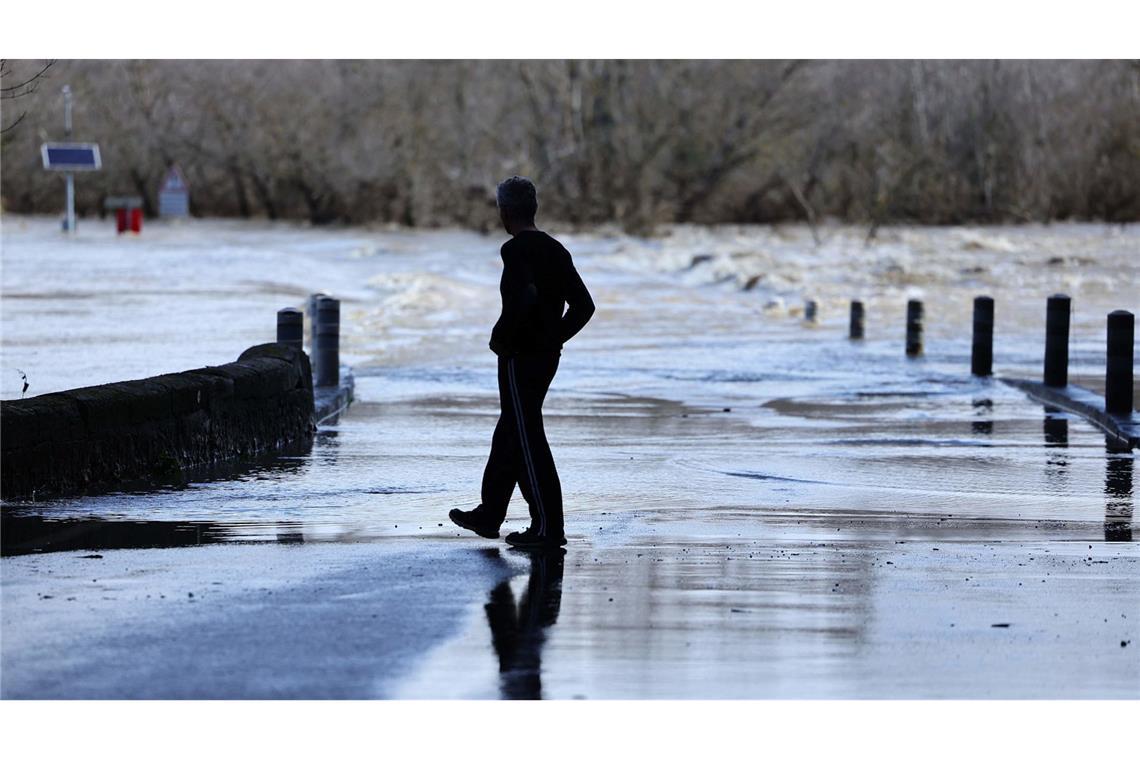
[0,343,314,500]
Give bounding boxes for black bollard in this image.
[308,292,327,351]
[1044,294,1071,387]
[276,307,304,353]
[849,300,865,340]
[905,299,924,357]
[804,300,818,324]
[971,296,994,376]
[1106,310,1134,415]
[316,296,340,388]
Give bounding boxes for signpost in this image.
[39,85,101,234]
[158,165,190,218]
[40,143,102,171]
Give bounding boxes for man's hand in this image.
[489,337,510,356]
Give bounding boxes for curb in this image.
[1000,377,1139,450]
[314,365,355,426]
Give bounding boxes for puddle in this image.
[1,515,233,556]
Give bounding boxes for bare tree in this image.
[0,59,55,136]
[1,60,1137,226]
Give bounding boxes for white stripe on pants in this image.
[507,357,547,536]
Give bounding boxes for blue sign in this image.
[41,142,102,171]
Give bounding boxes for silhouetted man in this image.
[449,176,595,549]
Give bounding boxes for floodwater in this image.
[1,216,1137,698]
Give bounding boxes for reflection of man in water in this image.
[450,176,595,549]
[484,549,565,699]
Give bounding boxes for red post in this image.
[115,208,128,234]
[129,207,142,233]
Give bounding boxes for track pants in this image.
[480,352,564,538]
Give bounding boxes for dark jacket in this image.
[489,230,595,356]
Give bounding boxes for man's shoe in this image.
[504,527,567,549]
[449,508,499,539]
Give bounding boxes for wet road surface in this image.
[2,218,1137,697]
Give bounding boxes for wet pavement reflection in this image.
[971,397,994,436]
[0,443,309,509]
[1039,407,1133,543]
[0,515,231,556]
[1105,444,1133,542]
[484,549,565,700]
[1043,408,1070,494]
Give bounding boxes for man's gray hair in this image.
[496,176,538,220]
